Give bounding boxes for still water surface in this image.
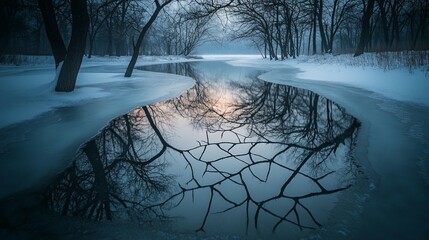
[41,62,362,239]
[0,62,365,239]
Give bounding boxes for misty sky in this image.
[195,39,259,55]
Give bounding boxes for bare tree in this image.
[316,0,329,53]
[124,0,173,77]
[326,0,356,53]
[354,0,376,56]
[87,0,124,58]
[37,0,67,68]
[160,6,211,56]
[38,0,89,92]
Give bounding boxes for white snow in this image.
[224,53,429,108]
[0,56,196,128]
[0,56,196,199]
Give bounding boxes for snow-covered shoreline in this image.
[224,53,429,108]
[224,54,429,239]
[0,56,198,128]
[5,52,427,116]
[0,56,196,199]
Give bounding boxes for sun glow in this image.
[210,84,236,114]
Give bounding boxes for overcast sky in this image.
[193,12,259,55]
[195,39,259,55]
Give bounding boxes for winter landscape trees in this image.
[228,0,428,58]
[2,0,428,59]
[38,0,89,92]
[0,0,428,91]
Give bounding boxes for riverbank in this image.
[0,57,195,199]
[235,57,429,239]
[223,52,429,108]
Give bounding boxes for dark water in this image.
[1,62,362,239]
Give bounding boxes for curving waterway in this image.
[2,61,427,239]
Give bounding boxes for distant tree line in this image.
[228,0,429,58]
[0,0,213,91]
[1,0,427,59]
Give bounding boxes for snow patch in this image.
[226,53,429,108]
[0,57,195,199]
[0,59,195,128]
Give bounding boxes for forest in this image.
[1,0,428,59]
[2,0,428,92]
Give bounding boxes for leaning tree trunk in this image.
[124,8,161,77]
[124,0,174,77]
[124,4,164,77]
[37,0,67,68]
[354,0,376,57]
[55,0,89,92]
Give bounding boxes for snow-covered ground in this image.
[0,55,199,128]
[0,56,196,199]
[222,53,429,108]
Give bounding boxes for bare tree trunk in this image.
[264,38,267,58]
[106,17,113,56]
[267,32,277,60]
[125,0,171,77]
[308,25,312,55]
[287,20,295,58]
[354,0,375,57]
[55,0,89,92]
[317,0,329,53]
[294,20,301,57]
[37,0,67,68]
[377,0,389,47]
[275,6,284,60]
[88,35,95,58]
[271,29,278,60]
[312,11,317,54]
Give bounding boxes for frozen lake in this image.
[1,61,428,239]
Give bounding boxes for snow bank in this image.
[226,54,429,108]
[201,54,261,61]
[0,54,203,67]
[0,57,196,128]
[225,53,429,240]
[0,57,195,199]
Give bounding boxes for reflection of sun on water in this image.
[210,84,236,113]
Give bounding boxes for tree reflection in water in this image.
[45,62,361,236]
[44,109,173,222]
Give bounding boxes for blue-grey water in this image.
[0,62,363,239]
[4,61,425,239]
